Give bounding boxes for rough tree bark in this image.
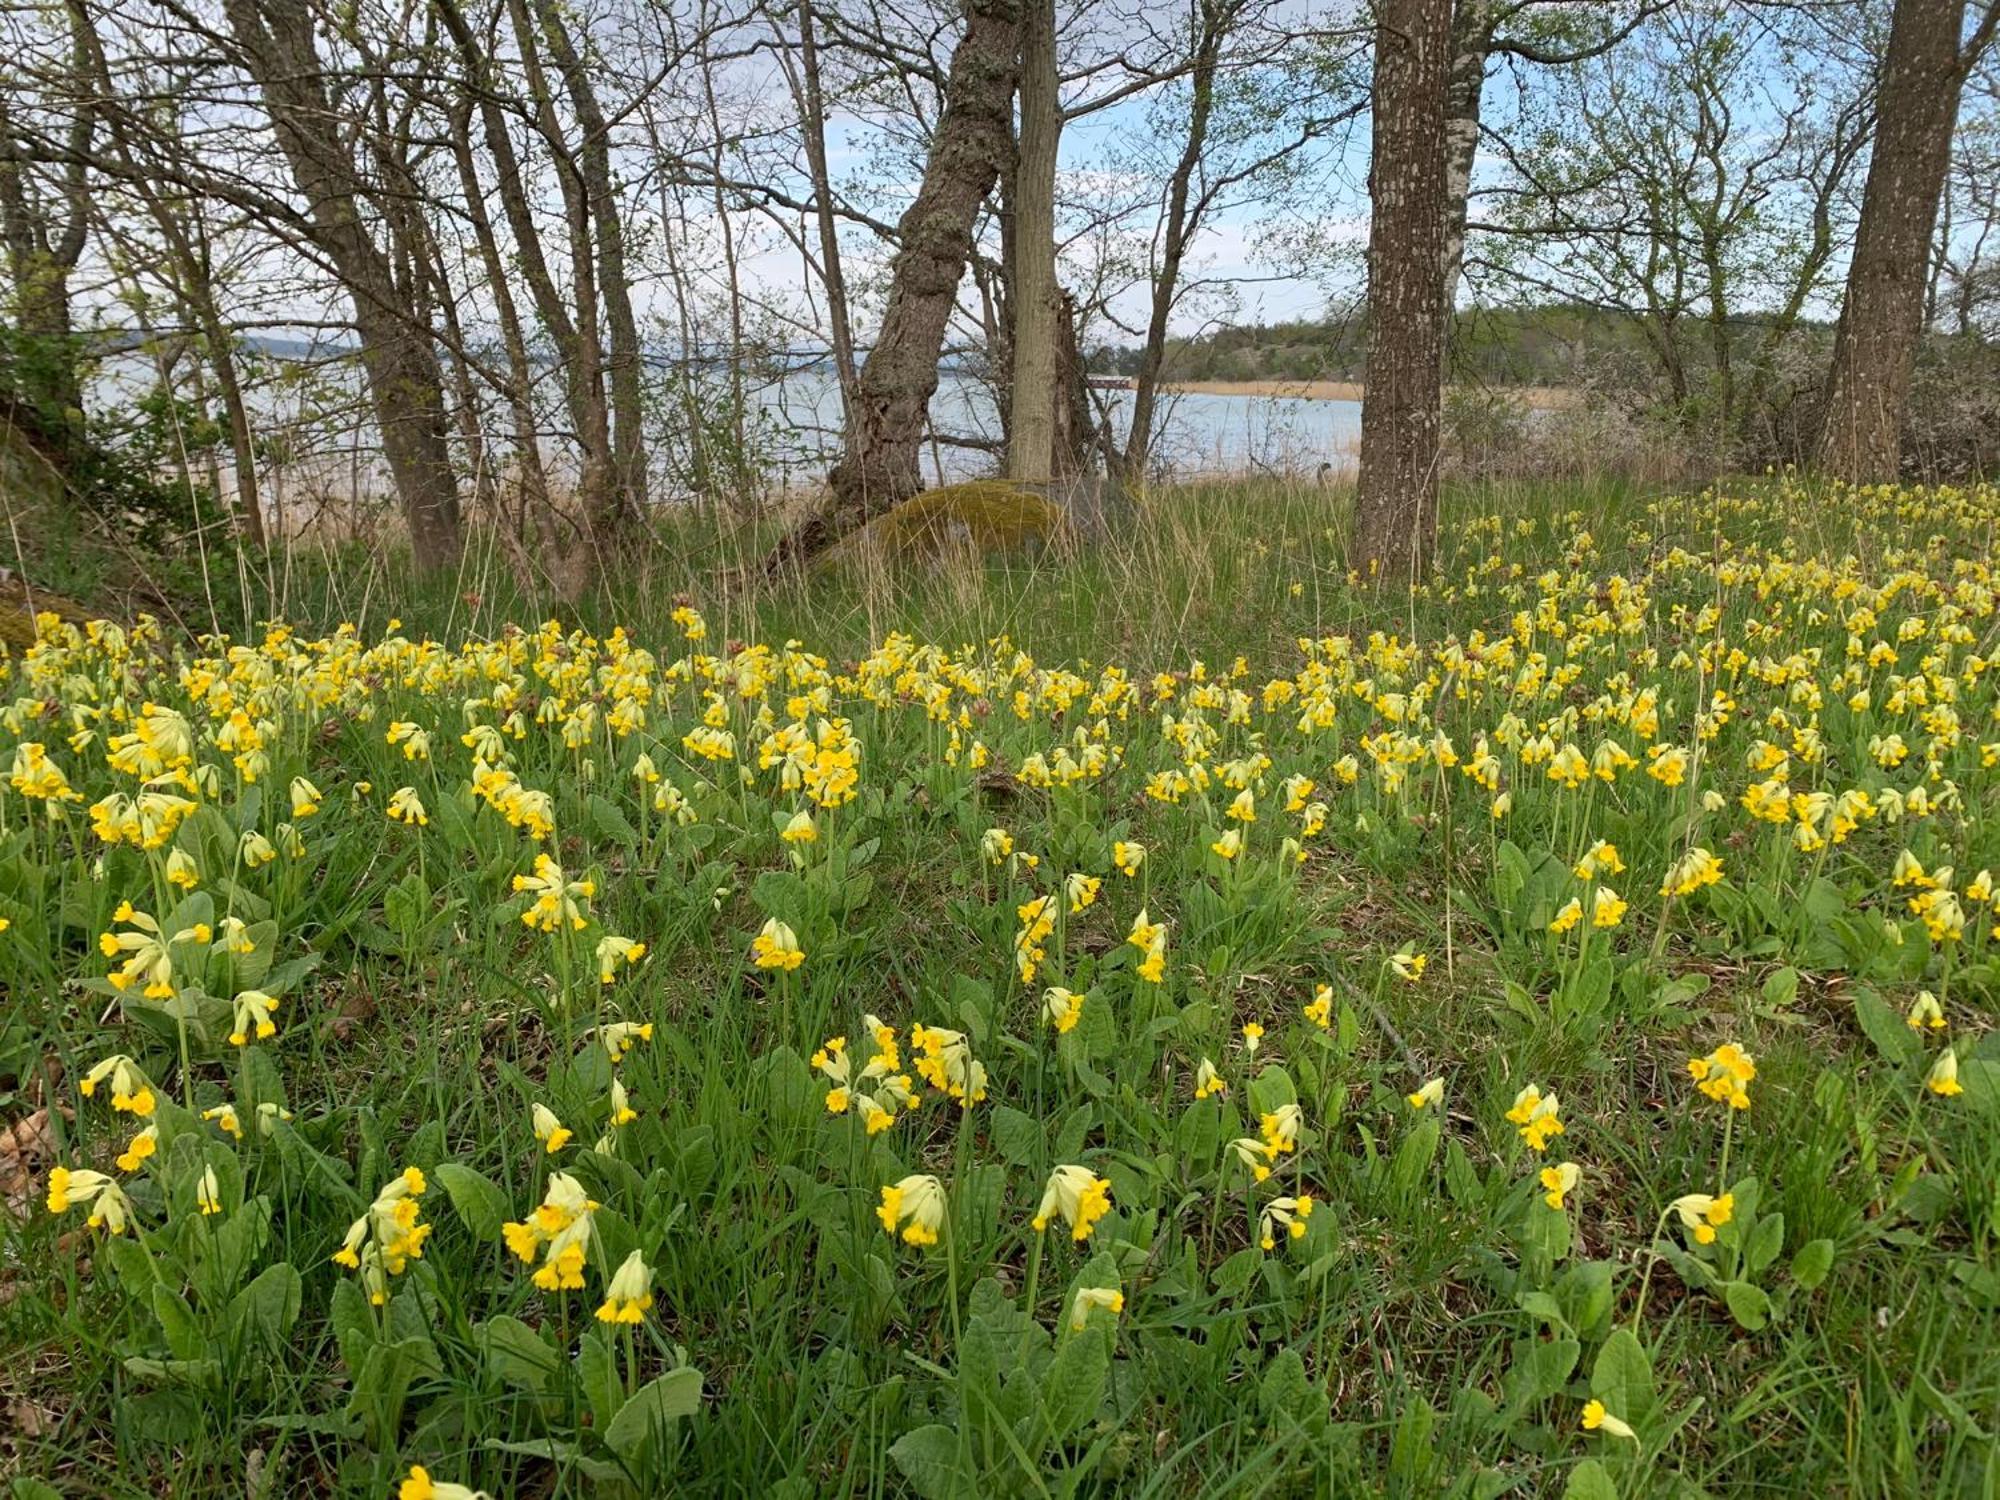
[1354,0,1452,582]
[762,0,1023,573]
[1007,0,1059,481]
[221,0,463,570]
[0,5,92,450]
[1818,0,1999,482]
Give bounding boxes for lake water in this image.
[751,370,1363,488]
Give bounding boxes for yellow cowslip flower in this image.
[202,1103,242,1139]
[1505,1085,1564,1151]
[595,1248,655,1325]
[503,1172,597,1279]
[595,935,646,985]
[1241,1022,1264,1055]
[46,1166,132,1234]
[1064,872,1101,913]
[1113,840,1145,877]
[1669,1191,1734,1245]
[1127,909,1163,952]
[164,849,199,891]
[780,809,817,845]
[1546,743,1589,789]
[812,1036,854,1112]
[1574,840,1625,879]
[1388,949,1427,983]
[115,1124,158,1172]
[399,1465,489,1500]
[513,853,593,933]
[910,1023,986,1107]
[1210,828,1243,861]
[80,1054,157,1117]
[1688,1042,1755,1109]
[8,741,81,802]
[387,786,429,826]
[1069,1285,1124,1330]
[1229,1136,1277,1182]
[877,1174,946,1247]
[1260,1103,1302,1158]
[1258,1194,1313,1250]
[597,1021,654,1063]
[751,917,804,971]
[1581,1399,1636,1441]
[289,776,322,818]
[1033,1165,1112,1240]
[1661,847,1725,898]
[1548,898,1583,935]
[1540,1162,1580,1210]
[1193,1058,1226,1099]
[1591,886,1628,928]
[607,1078,638,1128]
[1043,987,1084,1034]
[99,908,176,998]
[531,1103,573,1154]
[1927,1049,1963,1097]
[1407,1077,1444,1111]
[240,829,277,868]
[195,1166,223,1216]
[981,827,1014,864]
[1226,789,1256,824]
[229,989,279,1047]
[1304,984,1332,1029]
[1906,991,1946,1030]
[385,721,432,761]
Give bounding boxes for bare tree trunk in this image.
[532,0,648,524]
[763,0,1022,573]
[1007,0,1059,481]
[1437,0,1490,321]
[1818,0,1994,481]
[791,0,860,442]
[1354,0,1451,582]
[222,0,462,570]
[1121,0,1226,480]
[442,95,555,546]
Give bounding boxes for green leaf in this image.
[226,1263,302,1353]
[588,793,640,848]
[1745,1212,1785,1276]
[603,1366,703,1466]
[1590,1329,1654,1426]
[479,1316,561,1392]
[1507,1337,1580,1404]
[1790,1238,1835,1290]
[1852,987,1919,1066]
[1723,1280,1772,1331]
[987,1105,1042,1168]
[433,1162,511,1243]
[151,1284,204,1362]
[1563,1458,1619,1500]
[888,1424,971,1500]
[1041,1329,1109,1439]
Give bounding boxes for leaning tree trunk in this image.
[1817,0,1972,483]
[1354,0,1452,582]
[762,0,1023,573]
[1007,0,1060,482]
[223,0,463,571]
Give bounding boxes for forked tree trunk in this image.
[1354,0,1452,582]
[1818,0,1982,482]
[1007,0,1059,482]
[763,0,1022,573]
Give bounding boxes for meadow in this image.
[1,474,1997,1498]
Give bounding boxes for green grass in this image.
[1,473,1997,1498]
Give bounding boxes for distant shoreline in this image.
[1152,378,1580,410]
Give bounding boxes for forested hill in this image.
[1086,304,1835,390]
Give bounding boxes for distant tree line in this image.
[0,0,1996,588]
